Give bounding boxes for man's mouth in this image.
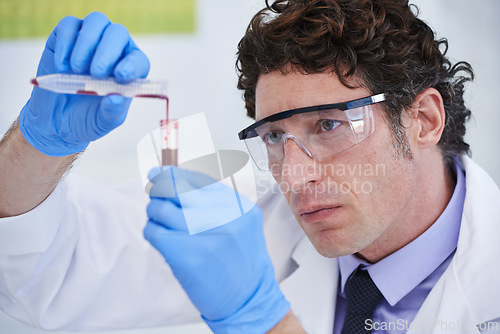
[299,205,342,224]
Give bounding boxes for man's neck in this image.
[357,155,456,263]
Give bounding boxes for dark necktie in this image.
[341,266,384,334]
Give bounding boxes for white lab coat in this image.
[0,155,498,333]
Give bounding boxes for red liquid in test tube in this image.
[160,118,179,166]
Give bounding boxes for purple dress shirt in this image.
[333,161,466,334]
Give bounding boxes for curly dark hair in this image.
[236,0,473,163]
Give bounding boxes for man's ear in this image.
[409,88,446,149]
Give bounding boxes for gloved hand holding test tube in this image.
[30,73,177,165]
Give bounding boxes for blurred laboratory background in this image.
[0,0,499,333]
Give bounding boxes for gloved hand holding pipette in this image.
[18,12,150,157]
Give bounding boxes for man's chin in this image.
[306,228,362,258]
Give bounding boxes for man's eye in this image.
[264,131,283,145]
[319,119,341,132]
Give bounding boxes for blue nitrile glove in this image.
[144,166,290,334]
[18,12,150,156]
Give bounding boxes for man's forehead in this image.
[254,70,369,121]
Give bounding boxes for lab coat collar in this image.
[408,156,500,333]
[452,156,500,325]
[280,235,338,334]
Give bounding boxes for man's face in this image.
[255,70,419,259]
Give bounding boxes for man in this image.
[0,2,499,334]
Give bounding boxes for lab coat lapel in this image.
[280,235,338,334]
[408,157,500,334]
[259,177,338,333]
[406,268,480,334]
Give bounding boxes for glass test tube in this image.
[160,119,179,166]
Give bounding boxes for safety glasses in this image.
[238,93,386,171]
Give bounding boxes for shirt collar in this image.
[338,160,465,306]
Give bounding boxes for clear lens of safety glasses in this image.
[238,93,385,171]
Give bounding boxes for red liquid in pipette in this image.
[134,94,172,165]
[134,94,169,121]
[150,95,176,166]
[166,97,169,122]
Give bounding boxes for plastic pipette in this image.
[32,73,176,165]
[31,73,168,98]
